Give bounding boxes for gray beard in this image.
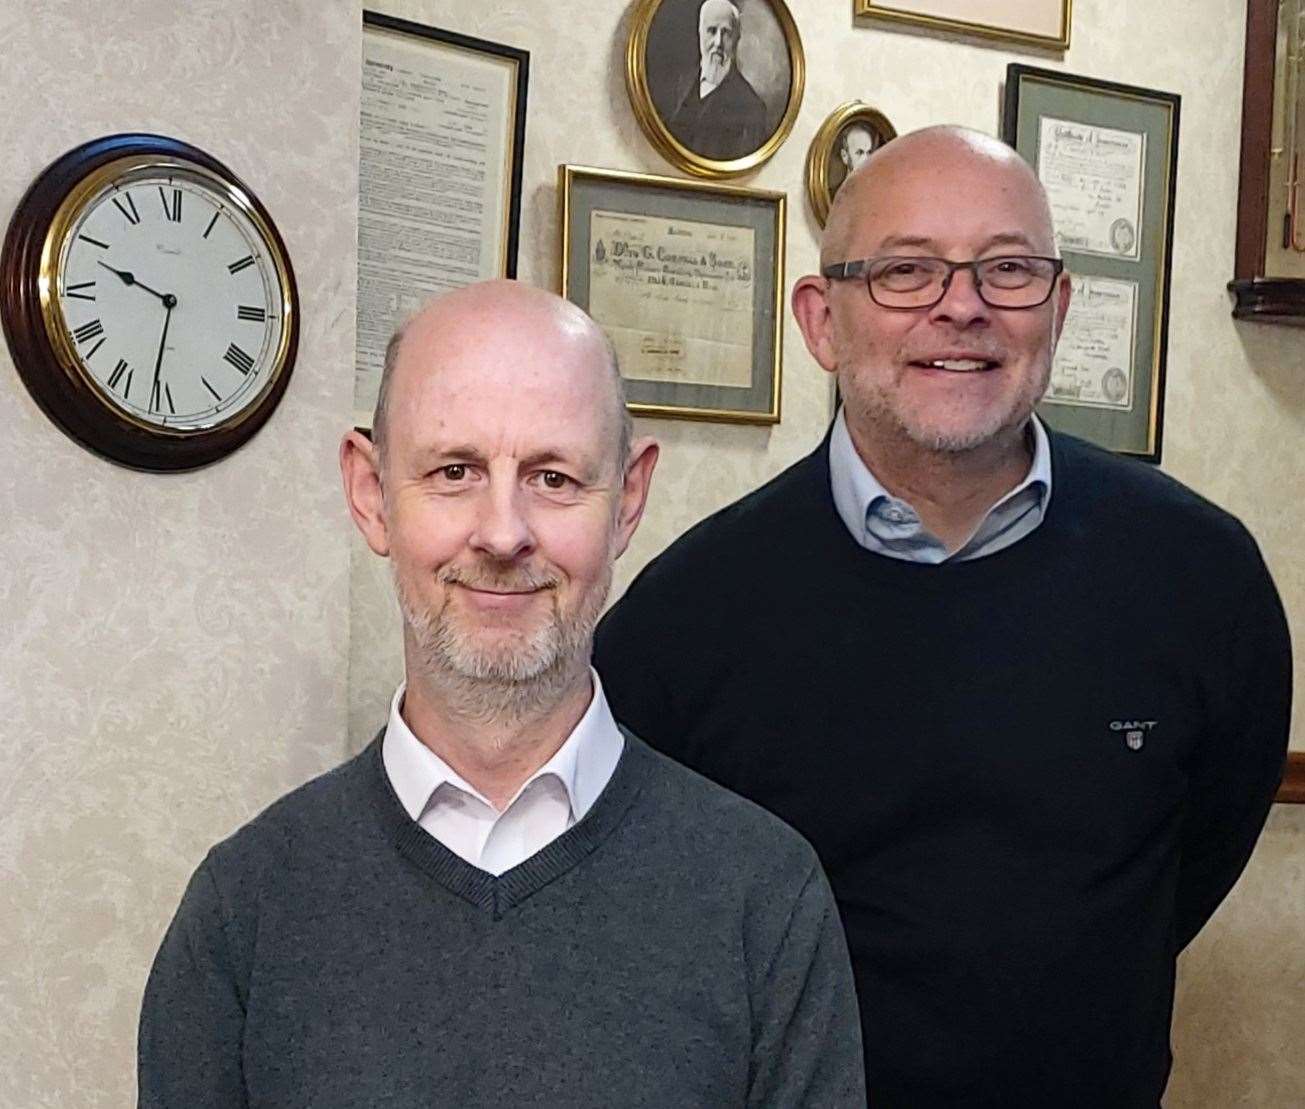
[701,54,731,88]
[394,560,612,733]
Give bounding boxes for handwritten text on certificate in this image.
[587,210,755,389]
[1046,274,1139,411]
[1038,118,1145,261]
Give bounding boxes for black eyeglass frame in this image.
[821,255,1066,310]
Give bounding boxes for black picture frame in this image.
[356,12,529,429]
[1003,64,1180,463]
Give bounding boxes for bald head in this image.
[821,125,1057,269]
[372,281,631,477]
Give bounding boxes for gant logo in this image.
[1110,719,1157,750]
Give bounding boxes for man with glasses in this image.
[595,126,1291,1105]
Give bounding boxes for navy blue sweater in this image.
[594,430,1291,1107]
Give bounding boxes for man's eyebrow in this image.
[518,449,604,480]
[872,231,1043,255]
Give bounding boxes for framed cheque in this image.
[1003,64,1180,462]
[855,0,1070,51]
[355,12,528,428]
[560,165,785,424]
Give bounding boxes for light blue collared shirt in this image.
[828,408,1052,563]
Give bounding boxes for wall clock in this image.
[1,133,298,471]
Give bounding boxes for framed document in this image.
[354,13,528,428]
[1004,64,1180,462]
[855,0,1070,51]
[805,101,897,227]
[626,0,805,179]
[560,165,785,424]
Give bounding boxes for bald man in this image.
[666,0,768,160]
[138,282,864,1107]
[595,128,1291,1105]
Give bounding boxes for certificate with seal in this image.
[1037,118,1144,261]
[587,211,755,389]
[560,165,785,424]
[1004,64,1179,461]
[1046,275,1138,411]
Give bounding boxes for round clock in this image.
[1,133,298,471]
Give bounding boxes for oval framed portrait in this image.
[805,101,897,226]
[626,0,805,178]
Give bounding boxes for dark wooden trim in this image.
[1277,752,1305,805]
[1232,0,1278,280]
[1228,276,1305,324]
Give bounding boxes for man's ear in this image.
[1051,268,1073,346]
[791,275,841,375]
[340,430,390,557]
[612,437,660,559]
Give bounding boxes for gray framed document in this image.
[1004,64,1180,462]
[355,13,528,428]
[560,165,785,425]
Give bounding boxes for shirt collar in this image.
[382,668,624,821]
[828,406,1052,561]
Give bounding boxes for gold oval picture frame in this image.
[626,0,805,179]
[805,101,897,226]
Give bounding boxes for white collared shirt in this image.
[382,670,624,876]
[829,407,1053,563]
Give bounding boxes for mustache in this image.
[440,563,560,592]
[898,340,1007,363]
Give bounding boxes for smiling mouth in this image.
[911,358,1001,373]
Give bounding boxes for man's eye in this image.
[439,464,467,481]
[539,470,572,490]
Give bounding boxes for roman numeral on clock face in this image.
[65,281,96,302]
[73,319,105,344]
[237,305,266,322]
[108,359,129,390]
[112,192,140,226]
[227,255,256,275]
[160,186,182,223]
[223,342,256,375]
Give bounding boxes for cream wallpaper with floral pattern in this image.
[1,0,1300,1105]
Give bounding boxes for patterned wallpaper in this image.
[0,1,359,1104]
[0,0,1300,1105]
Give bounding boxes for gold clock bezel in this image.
[39,154,297,438]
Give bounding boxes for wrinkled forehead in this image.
[389,330,619,471]
[850,151,1057,255]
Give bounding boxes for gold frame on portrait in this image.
[559,163,785,425]
[854,0,1071,52]
[625,0,806,179]
[804,101,898,227]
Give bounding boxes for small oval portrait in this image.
[805,102,897,226]
[627,0,804,177]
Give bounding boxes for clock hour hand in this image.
[96,260,174,304]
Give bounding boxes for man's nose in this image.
[469,481,535,562]
[929,265,990,328]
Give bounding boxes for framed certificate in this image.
[560,165,785,424]
[354,13,528,429]
[855,0,1070,51]
[1003,64,1180,462]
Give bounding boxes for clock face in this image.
[51,164,290,432]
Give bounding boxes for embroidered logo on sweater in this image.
[1110,719,1157,750]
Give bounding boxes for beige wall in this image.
[0,1,361,1105]
[1,0,1300,1105]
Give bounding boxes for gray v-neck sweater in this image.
[138,732,865,1107]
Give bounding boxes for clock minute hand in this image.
[150,296,177,410]
[96,260,173,303]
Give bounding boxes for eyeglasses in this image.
[821,255,1065,310]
